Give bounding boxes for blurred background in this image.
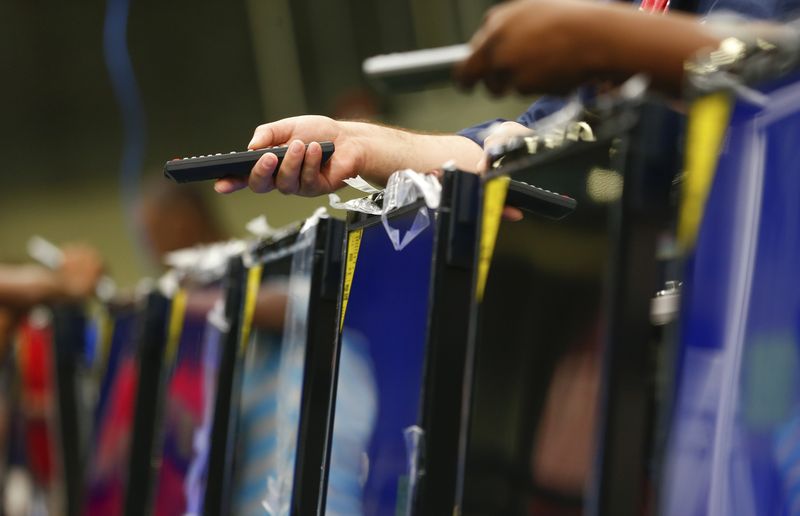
[0,0,532,286]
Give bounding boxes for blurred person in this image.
[137,177,288,329]
[138,178,228,266]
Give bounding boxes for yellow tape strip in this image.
[239,265,263,355]
[476,176,511,301]
[339,228,363,332]
[164,288,188,367]
[677,92,733,252]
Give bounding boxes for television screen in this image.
[662,74,800,516]
[464,141,615,515]
[83,310,140,514]
[151,288,222,516]
[326,207,435,515]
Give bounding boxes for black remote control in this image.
[163,141,335,183]
[506,179,577,220]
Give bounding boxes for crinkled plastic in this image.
[164,240,248,285]
[401,425,425,516]
[261,214,319,515]
[380,170,441,251]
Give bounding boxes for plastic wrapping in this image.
[328,193,383,215]
[401,425,425,516]
[342,176,381,194]
[328,176,383,215]
[380,170,441,251]
[163,239,248,285]
[329,171,443,244]
[261,214,319,515]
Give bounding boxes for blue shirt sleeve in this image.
[456,96,569,147]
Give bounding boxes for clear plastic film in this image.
[380,170,441,251]
[401,425,425,516]
[329,175,383,215]
[261,213,319,515]
[330,171,442,250]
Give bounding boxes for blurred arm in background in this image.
[0,244,104,310]
[455,0,721,97]
[455,0,800,96]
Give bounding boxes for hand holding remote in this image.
[215,115,368,197]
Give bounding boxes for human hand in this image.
[455,0,601,96]
[477,121,533,223]
[214,115,366,196]
[477,120,534,171]
[456,0,726,97]
[57,244,104,301]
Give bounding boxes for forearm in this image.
[343,121,485,185]
[573,3,721,95]
[0,265,62,308]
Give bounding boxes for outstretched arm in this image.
[454,0,722,97]
[214,116,484,196]
[0,245,104,309]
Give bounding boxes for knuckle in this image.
[277,182,298,195]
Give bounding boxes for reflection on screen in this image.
[326,209,434,516]
[464,143,613,514]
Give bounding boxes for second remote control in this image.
[164,141,335,183]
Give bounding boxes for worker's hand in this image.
[477,120,533,171]
[214,115,367,197]
[455,0,598,96]
[476,121,533,223]
[57,244,104,301]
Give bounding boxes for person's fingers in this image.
[484,68,512,96]
[454,40,492,89]
[248,119,296,150]
[274,140,305,194]
[298,141,324,196]
[214,177,248,194]
[248,153,279,193]
[502,206,524,222]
